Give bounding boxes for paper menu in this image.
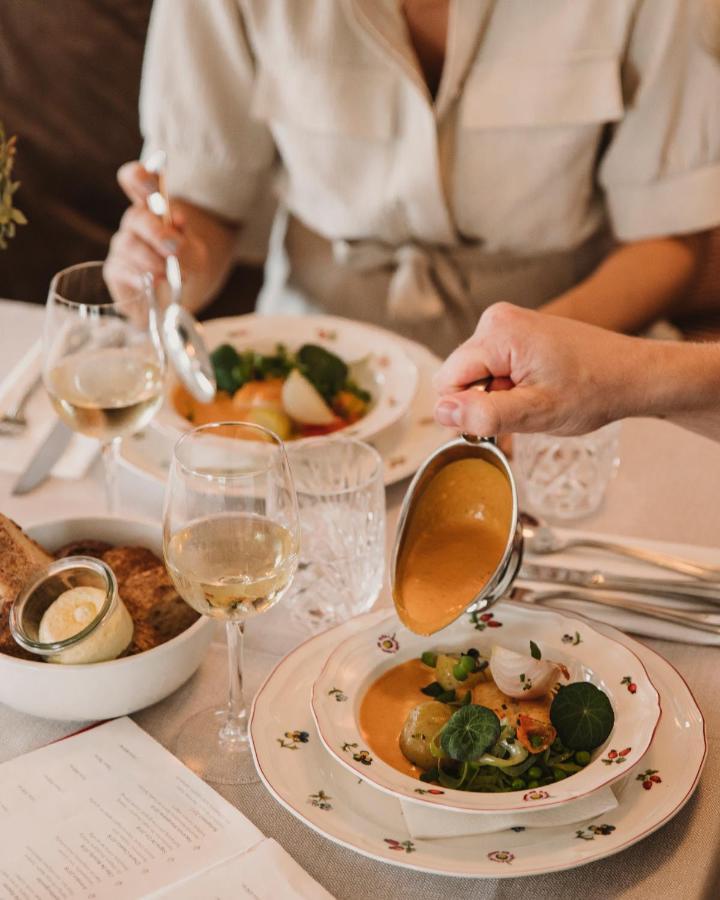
[0,718,329,900]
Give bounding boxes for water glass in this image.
[287,438,385,632]
[513,423,621,521]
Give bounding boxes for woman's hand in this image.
[103,161,223,312]
[433,303,648,436]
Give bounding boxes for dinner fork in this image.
[510,586,720,635]
[0,373,41,436]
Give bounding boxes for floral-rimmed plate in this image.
[119,330,454,487]
[154,314,419,444]
[310,606,661,813]
[249,609,706,879]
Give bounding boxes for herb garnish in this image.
[550,682,615,750]
[439,705,501,762]
[529,640,542,660]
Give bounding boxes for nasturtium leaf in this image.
[550,682,615,750]
[440,704,501,762]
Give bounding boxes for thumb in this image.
[435,385,543,436]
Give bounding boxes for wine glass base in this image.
[174,707,259,785]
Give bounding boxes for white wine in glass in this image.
[163,422,299,785]
[43,261,165,512]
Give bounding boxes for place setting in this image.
[0,255,718,894]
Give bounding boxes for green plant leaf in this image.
[440,705,500,762]
[529,640,542,660]
[550,682,615,750]
[297,344,348,402]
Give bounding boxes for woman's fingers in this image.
[109,229,167,278]
[119,205,185,259]
[117,161,158,205]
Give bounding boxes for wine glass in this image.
[43,261,165,513]
[163,421,300,784]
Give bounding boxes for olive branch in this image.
[0,122,27,249]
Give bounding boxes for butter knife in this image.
[511,586,720,635]
[519,562,720,605]
[12,419,74,495]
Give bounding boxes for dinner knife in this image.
[519,562,720,605]
[12,419,74,495]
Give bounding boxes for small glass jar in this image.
[10,556,133,664]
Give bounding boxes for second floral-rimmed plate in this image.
[249,609,705,879]
[310,605,661,813]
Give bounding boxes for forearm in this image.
[170,199,241,315]
[620,338,720,441]
[542,236,701,333]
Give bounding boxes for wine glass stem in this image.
[221,620,248,744]
[101,438,121,514]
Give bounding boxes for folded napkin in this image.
[400,782,622,840]
[0,340,97,479]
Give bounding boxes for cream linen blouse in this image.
[140,0,720,354]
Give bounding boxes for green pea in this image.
[452,663,469,681]
[527,779,540,789]
[527,766,543,780]
[458,655,476,673]
[575,751,591,766]
[421,651,438,667]
[510,778,526,790]
[552,769,567,781]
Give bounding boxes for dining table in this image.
[1,297,719,900]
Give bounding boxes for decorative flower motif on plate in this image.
[636,769,662,790]
[316,328,337,340]
[470,610,502,631]
[621,675,638,694]
[377,633,399,653]
[277,730,310,750]
[389,455,407,468]
[384,838,416,854]
[328,687,348,702]
[487,850,514,864]
[523,789,550,802]
[308,790,333,811]
[602,747,631,765]
[341,742,373,765]
[562,631,582,645]
[575,824,616,840]
[413,788,445,795]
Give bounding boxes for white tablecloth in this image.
[1,300,719,900]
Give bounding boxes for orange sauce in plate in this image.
[358,658,431,778]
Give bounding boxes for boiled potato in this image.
[399,701,452,769]
[435,653,485,695]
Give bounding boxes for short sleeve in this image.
[599,0,720,241]
[139,0,275,222]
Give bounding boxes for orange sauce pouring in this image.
[393,458,512,635]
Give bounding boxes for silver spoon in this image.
[391,380,524,632]
[520,511,720,582]
[143,150,216,403]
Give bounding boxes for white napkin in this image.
[400,783,622,840]
[0,340,97,479]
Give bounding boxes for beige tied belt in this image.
[332,239,471,321]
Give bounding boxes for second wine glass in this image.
[43,261,165,512]
[163,421,300,785]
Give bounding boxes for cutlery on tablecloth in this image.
[0,373,41,436]
[12,419,74,495]
[510,586,720,635]
[519,562,720,605]
[521,511,720,581]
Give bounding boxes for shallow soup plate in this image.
[311,603,660,814]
